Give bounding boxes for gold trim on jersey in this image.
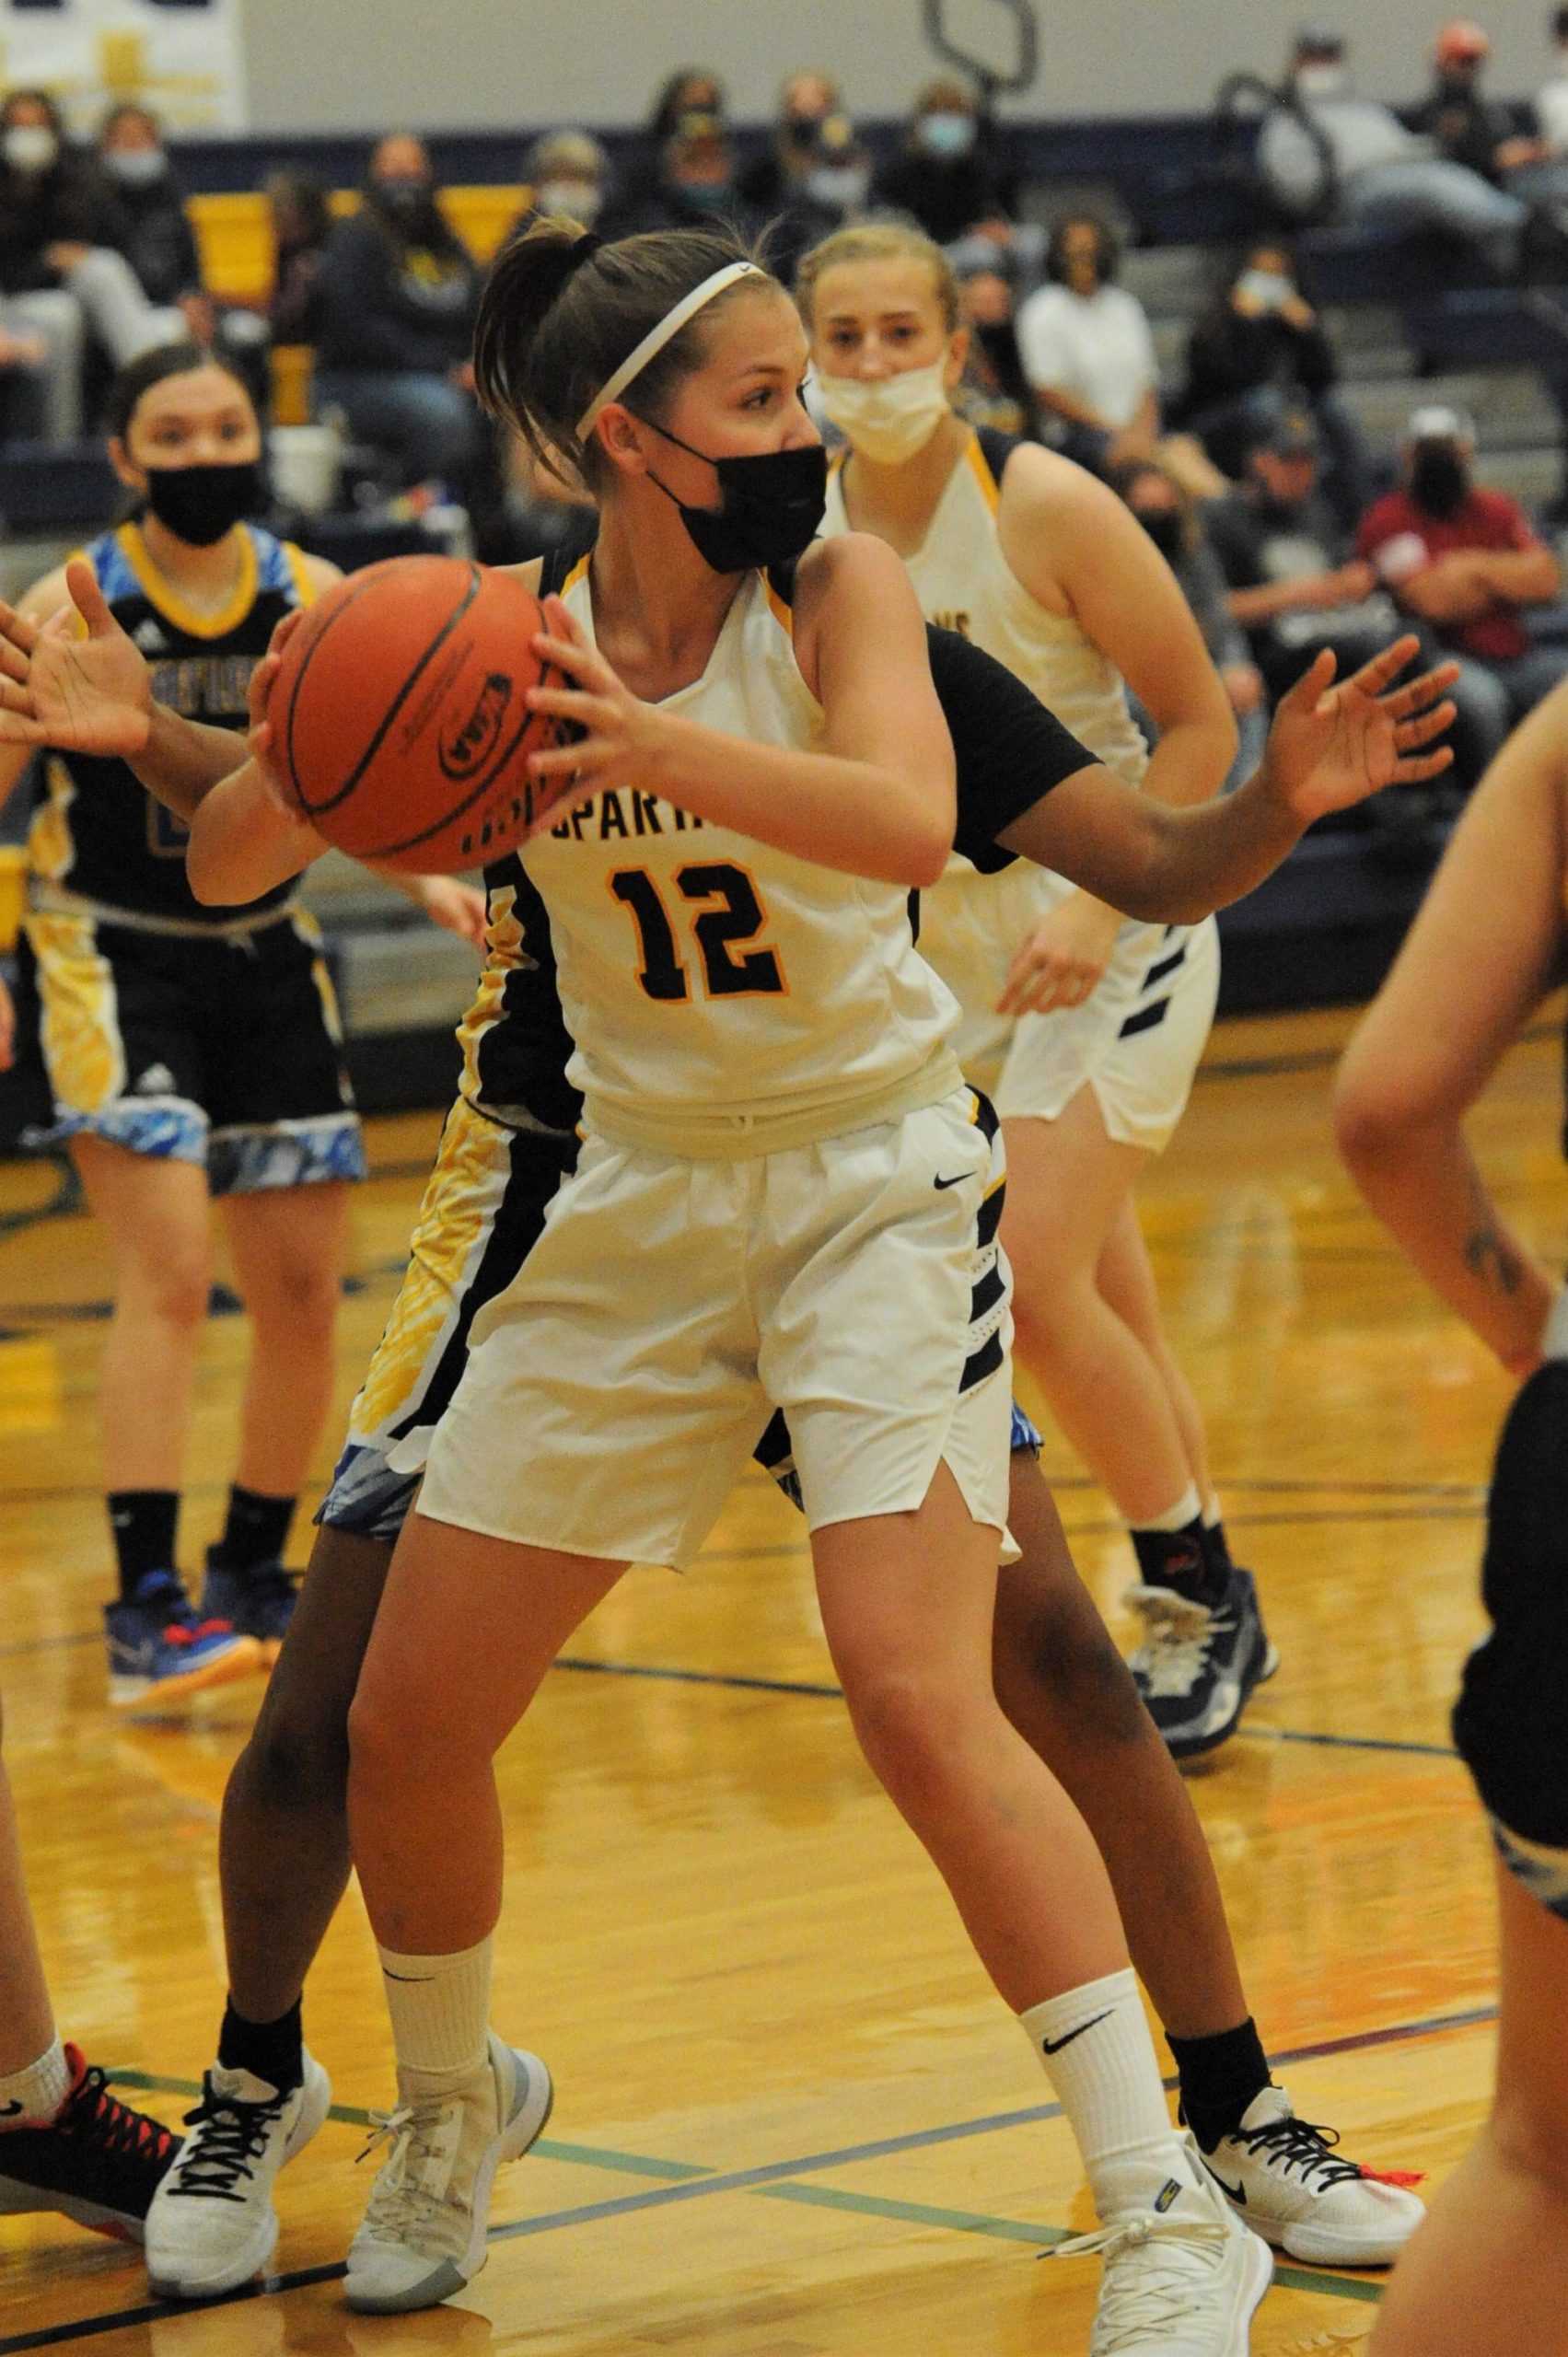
[115,520,260,642]
[456,882,521,1110]
[23,910,124,1114]
[562,552,591,596]
[28,756,77,887]
[285,540,319,610]
[348,1095,514,1437]
[964,432,1003,517]
[763,577,794,635]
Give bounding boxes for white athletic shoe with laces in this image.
[145,2051,332,2296]
[1052,2134,1272,2356]
[1198,2084,1425,2266]
[344,2032,553,2315]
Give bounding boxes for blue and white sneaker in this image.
[104,1572,261,1711]
[1126,1564,1279,1759]
[200,1552,299,1667]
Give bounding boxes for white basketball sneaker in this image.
[145,2050,332,2296]
[1197,2084,1425,2266]
[1052,2134,1273,2355]
[344,2033,553,2315]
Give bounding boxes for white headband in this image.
[575,261,764,439]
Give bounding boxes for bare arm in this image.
[1463,544,1562,608]
[1226,562,1376,627]
[523,538,954,889]
[1001,639,1458,921]
[1333,684,1568,1374]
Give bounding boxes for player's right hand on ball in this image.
[0,559,154,756]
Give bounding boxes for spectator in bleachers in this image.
[1016,215,1224,495]
[1415,21,1542,184]
[1112,456,1269,784]
[1178,240,1368,527]
[614,66,727,231]
[759,110,874,284]
[97,103,206,334]
[0,87,180,440]
[1258,27,1526,276]
[314,134,490,517]
[265,169,331,347]
[872,78,1011,245]
[604,110,746,239]
[1205,410,1397,704]
[953,257,1035,438]
[524,130,609,228]
[1535,7,1568,156]
[738,70,841,215]
[1358,404,1568,773]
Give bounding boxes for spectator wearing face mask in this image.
[612,66,726,236]
[314,135,491,517]
[738,69,841,214]
[872,79,1011,246]
[0,87,180,440]
[607,110,749,239]
[265,169,331,347]
[1179,241,1369,526]
[1358,406,1568,774]
[524,130,609,230]
[1016,215,1224,496]
[1205,411,1398,703]
[1112,457,1268,788]
[97,104,206,331]
[953,260,1034,438]
[1414,21,1550,187]
[1258,27,1527,275]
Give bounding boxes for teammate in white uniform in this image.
[802,219,1272,1758]
[180,223,1284,2351]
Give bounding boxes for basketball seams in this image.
[356,654,567,862]
[282,560,485,821]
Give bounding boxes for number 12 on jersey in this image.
[610,863,786,1002]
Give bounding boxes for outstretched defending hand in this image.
[1263,637,1458,824]
[0,560,154,756]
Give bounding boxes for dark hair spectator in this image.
[871,77,1012,246]
[612,66,728,233]
[738,69,842,215]
[1357,405,1568,782]
[646,67,726,143]
[0,86,181,439]
[1178,239,1369,525]
[314,134,501,540]
[605,110,748,240]
[98,103,206,327]
[953,259,1034,438]
[265,168,331,346]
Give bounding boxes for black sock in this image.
[1200,1515,1236,1590]
[108,1490,180,1601]
[217,1996,304,2094]
[1167,2017,1272,2152]
[211,1485,296,1576]
[1130,1515,1225,1607]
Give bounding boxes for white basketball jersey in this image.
[520,558,962,1156]
[821,432,1204,1070]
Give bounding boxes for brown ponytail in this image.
[473,217,773,486]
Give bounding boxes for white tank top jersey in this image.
[821,429,1185,957]
[518,556,964,1157]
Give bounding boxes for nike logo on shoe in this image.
[1039,2009,1112,2055]
[0,2099,23,2119]
[1207,2168,1249,2202]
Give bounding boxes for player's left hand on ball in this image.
[523,593,669,807]
[997,892,1121,1016]
[1263,636,1458,824]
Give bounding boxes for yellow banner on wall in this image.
[1,0,247,134]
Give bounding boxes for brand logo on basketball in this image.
[439,672,514,782]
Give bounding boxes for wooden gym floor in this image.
[4,998,1562,2356]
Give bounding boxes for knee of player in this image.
[250,1253,343,1339]
[244,1684,351,1813]
[1489,2090,1568,2200]
[995,1567,1151,1747]
[839,1660,990,1795]
[139,1253,213,1334]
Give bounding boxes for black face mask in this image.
[1136,507,1186,566]
[1410,445,1469,522]
[375,177,436,229]
[142,459,261,547]
[635,418,828,574]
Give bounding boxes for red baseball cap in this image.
[1437,18,1491,63]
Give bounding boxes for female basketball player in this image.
[1335,686,1568,2356]
[0,508,1444,2311]
[165,224,1449,2343]
[798,219,1271,1759]
[0,342,484,1713]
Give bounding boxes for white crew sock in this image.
[1020,1968,1195,2223]
[378,1935,492,2091]
[1131,1483,1202,1538]
[0,2035,70,2128]
[1201,1496,1223,1529]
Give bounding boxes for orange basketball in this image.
[268,556,564,873]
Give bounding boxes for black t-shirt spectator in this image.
[872,147,1008,246]
[1411,83,1518,183]
[1182,303,1337,417]
[0,151,127,296]
[114,164,202,307]
[315,199,480,377]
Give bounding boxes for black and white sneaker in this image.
[1126,1564,1279,1759]
[0,2046,180,2242]
[1198,2084,1425,2266]
[145,2052,331,2296]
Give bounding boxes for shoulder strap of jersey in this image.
[539,518,599,599]
[764,556,798,610]
[972,425,1022,502]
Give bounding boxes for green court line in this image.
[105,2071,710,2181]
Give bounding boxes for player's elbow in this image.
[902,822,951,889]
[1331,1053,1445,1176]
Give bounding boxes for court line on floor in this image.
[17,2000,1493,2351]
